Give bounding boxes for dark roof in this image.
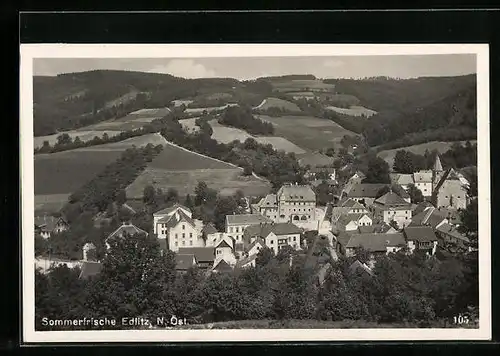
[404,226,438,243]
[413,201,434,215]
[153,203,191,216]
[357,223,396,234]
[243,222,302,241]
[159,209,196,228]
[347,184,387,198]
[345,233,406,251]
[106,223,147,241]
[245,237,266,252]
[226,214,272,226]
[178,247,215,262]
[374,191,410,207]
[277,184,316,201]
[434,168,464,192]
[202,223,218,235]
[409,207,447,229]
[78,261,102,279]
[175,254,196,270]
[213,259,233,272]
[310,167,336,174]
[235,242,244,252]
[339,198,365,209]
[216,240,232,249]
[34,216,67,232]
[435,223,470,243]
[235,254,258,268]
[338,213,370,226]
[348,260,374,276]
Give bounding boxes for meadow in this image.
[208,120,306,154]
[325,105,377,118]
[254,97,301,112]
[256,115,357,151]
[271,79,336,92]
[184,103,238,115]
[377,140,478,168]
[125,141,271,198]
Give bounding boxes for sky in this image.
[33,54,476,80]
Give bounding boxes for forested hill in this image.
[324,74,476,113]
[362,83,477,148]
[33,70,247,136]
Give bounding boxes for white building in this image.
[225,214,272,243]
[242,222,302,255]
[153,204,204,252]
[372,191,412,229]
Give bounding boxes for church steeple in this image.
[433,154,443,172]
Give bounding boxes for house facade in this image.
[243,222,302,255]
[372,191,412,228]
[34,216,69,239]
[403,226,438,256]
[336,213,373,232]
[337,232,407,258]
[154,204,204,252]
[225,214,272,243]
[432,168,469,210]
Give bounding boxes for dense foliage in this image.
[218,106,275,135]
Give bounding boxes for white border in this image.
[21,44,491,343]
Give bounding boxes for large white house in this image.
[372,190,412,229]
[225,214,272,243]
[154,204,204,252]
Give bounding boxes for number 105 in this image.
[453,314,470,324]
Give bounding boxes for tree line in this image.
[218,105,275,136]
[35,229,479,330]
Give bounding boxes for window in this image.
[270,240,274,244]
[175,242,178,246]
[293,236,296,242]
[190,233,193,238]
[236,227,239,233]
[190,240,193,246]
[175,233,178,239]
[182,233,185,238]
[182,224,185,230]
[229,227,233,233]
[182,241,185,246]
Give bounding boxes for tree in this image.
[407,183,424,204]
[35,234,48,257]
[116,189,127,206]
[256,246,274,267]
[243,165,253,176]
[213,196,239,231]
[166,188,179,204]
[56,133,72,146]
[276,245,295,265]
[194,181,209,206]
[325,147,335,157]
[458,199,478,240]
[363,155,390,184]
[184,194,195,211]
[142,185,156,205]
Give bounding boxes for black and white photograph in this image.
[20,44,491,342]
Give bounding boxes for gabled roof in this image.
[357,223,394,234]
[413,201,434,216]
[345,233,406,251]
[216,240,232,249]
[348,260,374,276]
[259,194,278,207]
[243,222,302,241]
[309,167,336,174]
[202,223,218,235]
[34,216,67,232]
[158,209,196,228]
[374,191,410,207]
[245,236,266,252]
[106,223,147,242]
[178,247,215,262]
[277,184,316,201]
[347,184,387,198]
[403,226,438,243]
[409,207,447,229]
[226,214,272,226]
[434,168,468,193]
[235,254,258,269]
[390,173,414,186]
[339,198,365,209]
[435,223,470,243]
[78,261,102,279]
[213,259,233,272]
[175,254,196,270]
[153,203,191,216]
[338,213,371,226]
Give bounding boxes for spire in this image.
[433,154,443,172]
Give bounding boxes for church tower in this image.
[432,154,444,190]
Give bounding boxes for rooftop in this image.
[345,232,406,252]
[106,223,147,242]
[235,254,258,269]
[158,209,196,228]
[175,254,196,270]
[413,170,433,183]
[277,184,316,201]
[178,247,215,262]
[374,191,411,207]
[226,214,272,226]
[435,223,470,243]
[403,226,438,243]
[213,259,233,273]
[390,173,414,186]
[34,216,66,232]
[243,222,302,241]
[202,223,218,235]
[153,203,191,216]
[78,261,102,279]
[346,183,387,198]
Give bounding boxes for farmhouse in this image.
[105,222,148,250]
[178,247,215,270]
[337,232,406,258]
[225,214,272,243]
[34,215,69,239]
[372,190,412,229]
[243,222,302,255]
[154,204,204,252]
[403,226,438,256]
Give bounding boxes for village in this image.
[34,152,474,281]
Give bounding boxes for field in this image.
[128,107,171,117]
[205,92,233,100]
[256,115,357,151]
[125,141,271,198]
[34,133,165,212]
[326,105,377,117]
[377,140,478,168]
[171,99,194,107]
[34,130,123,149]
[208,120,305,154]
[179,118,201,134]
[254,97,301,112]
